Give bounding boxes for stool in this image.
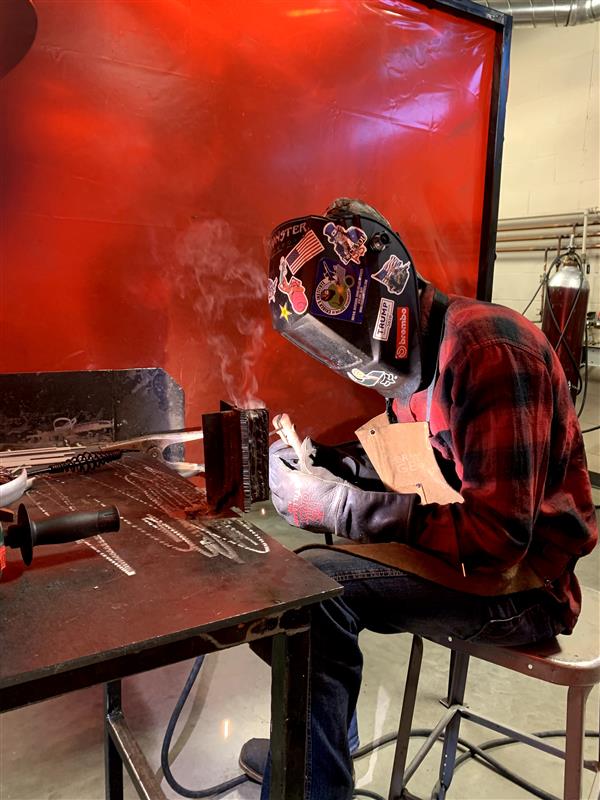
[389,586,600,800]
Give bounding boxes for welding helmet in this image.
[267,207,423,402]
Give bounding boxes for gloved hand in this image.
[269,439,420,543]
[309,440,385,490]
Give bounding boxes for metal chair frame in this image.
[388,587,600,800]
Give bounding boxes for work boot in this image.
[239,737,268,783]
[238,735,360,784]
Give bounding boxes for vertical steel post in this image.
[269,625,311,800]
[105,680,124,800]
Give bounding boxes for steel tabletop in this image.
[0,454,341,799]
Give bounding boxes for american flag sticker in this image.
[283,230,324,275]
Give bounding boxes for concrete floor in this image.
[1,492,599,800]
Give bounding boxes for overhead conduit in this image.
[474,0,600,26]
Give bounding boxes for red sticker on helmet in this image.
[396,307,409,359]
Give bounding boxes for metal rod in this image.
[497,211,600,231]
[272,413,303,459]
[106,714,167,800]
[497,244,600,253]
[497,230,600,242]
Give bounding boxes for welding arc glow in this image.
[286,8,337,16]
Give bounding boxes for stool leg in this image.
[388,636,424,800]
[437,652,469,800]
[439,651,457,708]
[563,684,592,800]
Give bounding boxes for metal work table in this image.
[0,455,341,799]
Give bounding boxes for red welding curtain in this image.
[0,0,497,440]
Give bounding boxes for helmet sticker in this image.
[267,276,277,304]
[373,298,394,342]
[310,258,369,323]
[278,262,308,314]
[395,307,409,358]
[323,222,367,265]
[372,254,411,295]
[269,221,309,253]
[279,302,292,322]
[347,368,397,388]
[281,229,324,275]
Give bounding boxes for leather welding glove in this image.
[269,439,420,544]
[309,440,385,491]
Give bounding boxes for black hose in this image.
[160,655,249,798]
[582,424,600,434]
[162,658,599,800]
[429,730,599,800]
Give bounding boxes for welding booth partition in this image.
[0,0,510,441]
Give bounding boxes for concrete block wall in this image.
[491,24,599,473]
[493,24,599,318]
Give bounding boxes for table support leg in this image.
[270,626,311,800]
[105,680,124,800]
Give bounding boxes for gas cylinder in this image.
[541,251,589,400]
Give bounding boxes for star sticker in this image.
[279,302,291,322]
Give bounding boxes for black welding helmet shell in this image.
[267,214,422,402]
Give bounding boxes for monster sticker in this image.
[269,221,308,253]
[267,276,277,304]
[347,368,397,388]
[279,262,308,314]
[280,229,324,275]
[372,254,411,296]
[310,258,369,323]
[323,222,367,265]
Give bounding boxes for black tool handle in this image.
[29,506,120,547]
[4,505,121,566]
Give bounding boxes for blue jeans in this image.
[260,547,563,800]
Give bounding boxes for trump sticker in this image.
[373,298,394,342]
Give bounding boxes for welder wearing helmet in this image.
[239,198,598,800]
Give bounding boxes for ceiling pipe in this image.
[474,0,600,26]
[497,211,600,231]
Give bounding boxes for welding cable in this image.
[576,322,589,418]
[160,655,249,798]
[350,729,599,800]
[163,657,599,800]
[428,729,600,800]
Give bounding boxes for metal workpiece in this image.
[202,402,270,513]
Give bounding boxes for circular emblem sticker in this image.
[314,274,355,316]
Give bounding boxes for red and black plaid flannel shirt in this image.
[393,286,597,632]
